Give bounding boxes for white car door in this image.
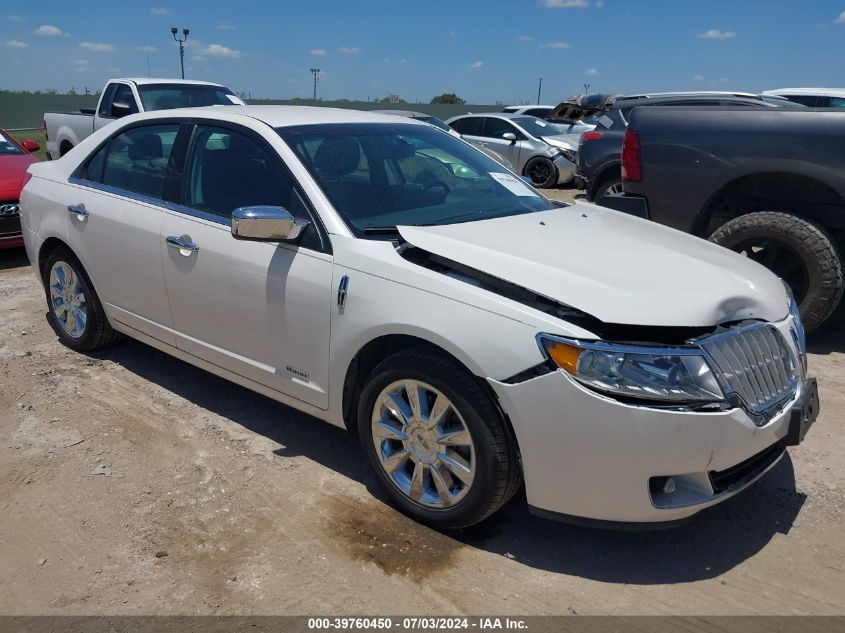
[160,123,334,409]
[65,122,182,345]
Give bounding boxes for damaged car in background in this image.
[20,106,818,529]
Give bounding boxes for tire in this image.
[709,212,844,332]
[357,347,522,529]
[592,175,623,205]
[523,156,557,189]
[42,246,120,351]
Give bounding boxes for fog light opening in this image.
[650,476,676,496]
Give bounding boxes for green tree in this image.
[430,92,465,105]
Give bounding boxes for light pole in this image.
[537,77,542,105]
[310,68,321,101]
[584,83,591,95]
[171,26,189,79]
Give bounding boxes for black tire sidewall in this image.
[357,353,513,529]
[524,157,557,189]
[594,176,622,202]
[710,212,843,332]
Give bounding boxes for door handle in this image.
[166,235,199,254]
[67,203,88,217]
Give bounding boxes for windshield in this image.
[512,116,565,137]
[277,123,554,238]
[0,130,24,156]
[417,116,451,132]
[136,84,244,110]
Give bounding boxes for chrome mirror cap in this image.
[230,206,309,242]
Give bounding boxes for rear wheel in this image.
[709,212,843,332]
[524,156,557,189]
[358,348,522,528]
[42,247,120,351]
[593,175,623,204]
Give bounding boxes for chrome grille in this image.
[699,323,797,415]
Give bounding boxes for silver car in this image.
[446,113,579,188]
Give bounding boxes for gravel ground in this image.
[1,217,843,615]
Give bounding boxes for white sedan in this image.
[20,106,818,528]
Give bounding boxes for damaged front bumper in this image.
[488,318,818,527]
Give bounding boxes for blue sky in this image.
[2,0,844,104]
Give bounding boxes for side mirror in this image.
[501,132,517,143]
[111,101,131,118]
[21,139,40,153]
[231,206,309,242]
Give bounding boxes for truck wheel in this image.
[710,212,843,332]
[357,347,522,529]
[524,157,557,189]
[59,141,74,157]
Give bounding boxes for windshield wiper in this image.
[363,226,401,234]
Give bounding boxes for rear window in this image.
[137,84,244,110]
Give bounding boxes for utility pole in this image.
[310,68,321,101]
[171,26,189,79]
[537,78,542,105]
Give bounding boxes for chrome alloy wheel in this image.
[371,380,476,509]
[49,261,87,338]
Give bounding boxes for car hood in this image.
[397,205,788,328]
[0,154,38,199]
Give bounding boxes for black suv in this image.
[560,92,799,204]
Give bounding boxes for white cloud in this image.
[338,46,360,54]
[70,59,88,65]
[150,7,169,15]
[7,15,25,23]
[34,24,63,37]
[585,68,598,76]
[697,29,736,39]
[595,0,604,6]
[541,42,571,49]
[310,48,327,56]
[80,41,115,52]
[216,24,235,31]
[540,0,589,7]
[470,61,483,69]
[5,40,28,48]
[189,55,206,62]
[518,35,534,42]
[447,30,457,37]
[693,74,704,81]
[836,11,845,23]
[202,43,241,58]
[136,45,158,53]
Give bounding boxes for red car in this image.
[0,128,40,249]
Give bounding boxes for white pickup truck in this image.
[44,78,244,159]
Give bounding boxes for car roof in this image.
[122,77,227,87]
[504,105,555,110]
[618,91,761,101]
[448,112,531,121]
[762,88,845,98]
[371,110,431,118]
[126,105,430,128]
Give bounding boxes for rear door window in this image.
[96,125,180,199]
[449,117,483,136]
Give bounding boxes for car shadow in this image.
[92,338,805,585]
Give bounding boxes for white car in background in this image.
[503,104,597,135]
[20,106,818,529]
[761,88,845,108]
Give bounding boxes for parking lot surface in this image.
[1,227,843,614]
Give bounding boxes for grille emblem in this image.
[0,203,20,217]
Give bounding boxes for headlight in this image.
[538,335,724,403]
[782,281,807,371]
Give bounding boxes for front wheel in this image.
[523,156,557,189]
[709,212,844,332]
[357,348,522,528]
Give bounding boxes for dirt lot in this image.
[1,204,843,614]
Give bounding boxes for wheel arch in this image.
[340,334,518,449]
[38,236,78,280]
[590,163,622,200]
[699,172,845,239]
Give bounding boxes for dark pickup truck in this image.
[607,106,845,331]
